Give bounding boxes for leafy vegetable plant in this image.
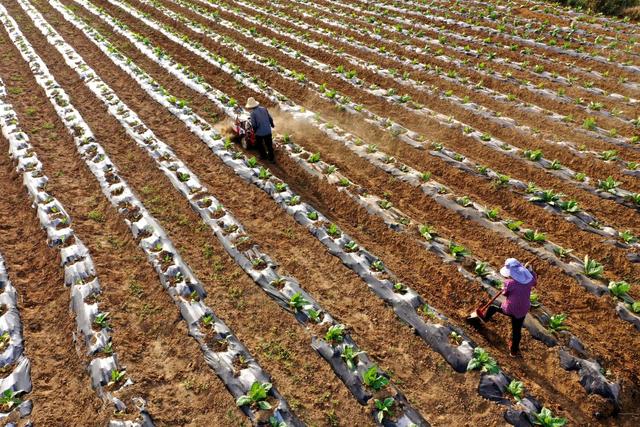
[0,389,21,410]
[530,292,541,307]
[340,344,363,370]
[363,365,389,391]
[307,152,320,163]
[374,397,395,423]
[532,407,567,427]
[236,381,273,410]
[598,176,620,193]
[608,281,630,298]
[523,229,547,243]
[449,242,469,258]
[474,261,489,277]
[419,224,435,240]
[486,207,500,221]
[325,325,345,343]
[326,223,341,238]
[548,314,569,332]
[506,380,524,401]
[288,292,309,312]
[466,347,499,374]
[583,256,604,278]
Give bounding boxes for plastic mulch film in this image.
[3,2,303,424]
[64,0,620,419]
[0,75,153,424]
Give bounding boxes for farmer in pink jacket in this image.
[483,258,537,357]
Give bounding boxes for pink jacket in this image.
[501,272,536,319]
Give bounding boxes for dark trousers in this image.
[256,134,274,161]
[485,305,525,352]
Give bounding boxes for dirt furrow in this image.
[43,0,640,424]
[85,0,633,280]
[326,0,640,85]
[123,0,640,233]
[183,0,640,182]
[261,0,640,107]
[0,11,254,424]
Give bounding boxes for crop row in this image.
[0,29,156,424]
[23,0,441,423]
[282,0,640,106]
[88,0,639,317]
[150,0,640,261]
[57,2,588,424]
[414,0,640,45]
[5,1,305,424]
[211,0,640,201]
[376,0,638,52]
[355,0,640,66]
[105,0,640,323]
[196,0,638,184]
[164,0,640,320]
[76,0,626,413]
[343,0,640,78]
[0,218,31,421]
[179,0,640,235]
[71,1,582,422]
[282,0,640,140]
[307,0,640,138]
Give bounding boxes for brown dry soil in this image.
[4,0,513,425]
[0,14,247,425]
[88,0,640,290]
[51,0,633,422]
[131,0,640,244]
[1,0,639,425]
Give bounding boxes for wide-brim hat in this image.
[245,97,259,109]
[500,258,533,284]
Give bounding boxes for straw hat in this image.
[245,97,259,109]
[500,258,533,284]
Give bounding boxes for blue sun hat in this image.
[500,258,533,284]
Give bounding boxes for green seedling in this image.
[449,242,469,258]
[0,389,21,410]
[523,229,547,243]
[363,365,389,391]
[553,246,573,258]
[307,152,320,163]
[532,407,567,427]
[474,261,490,277]
[374,397,395,423]
[325,324,345,343]
[340,344,363,370]
[94,312,110,329]
[288,292,309,312]
[467,347,499,374]
[507,380,524,401]
[530,292,541,307]
[236,381,272,410]
[598,176,620,193]
[608,281,630,298]
[548,314,569,332]
[583,255,604,278]
[486,208,500,221]
[344,241,358,252]
[326,223,341,238]
[559,200,580,213]
[378,200,393,210]
[619,230,637,244]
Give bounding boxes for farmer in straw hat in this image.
[482,258,537,357]
[245,97,275,161]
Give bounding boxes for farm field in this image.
[0,0,638,425]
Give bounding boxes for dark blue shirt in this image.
[250,106,274,136]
